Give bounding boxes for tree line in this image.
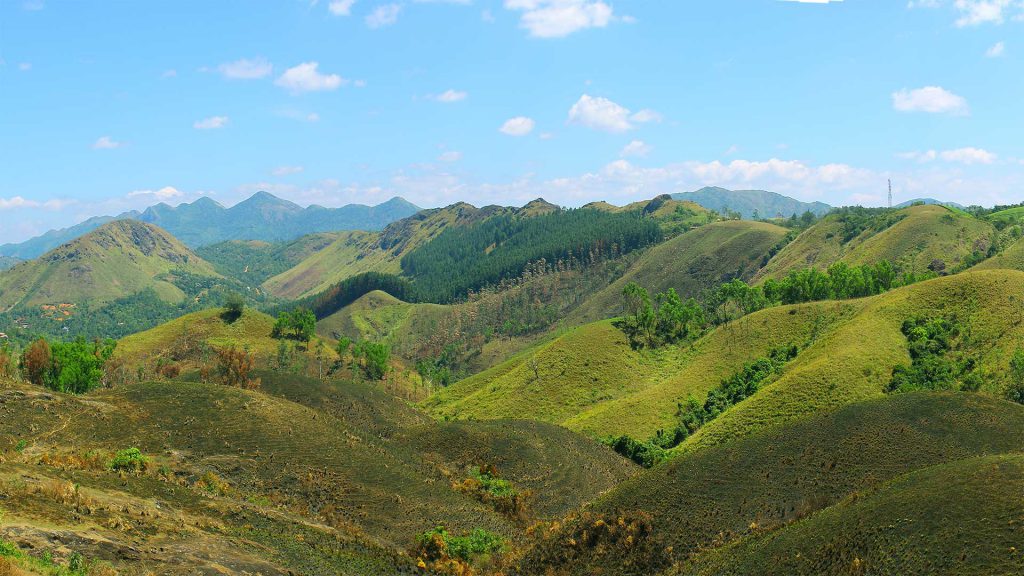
[619,260,932,349]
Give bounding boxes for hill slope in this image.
[520,391,1024,573]
[685,453,1024,576]
[0,219,218,310]
[570,220,788,324]
[673,187,831,219]
[196,232,341,287]
[756,204,994,280]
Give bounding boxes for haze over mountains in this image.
[0,193,420,260]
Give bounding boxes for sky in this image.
[1,0,1022,244]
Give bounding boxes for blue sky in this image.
[1,0,1022,243]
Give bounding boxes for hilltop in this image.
[673,187,831,219]
[0,193,420,259]
[0,219,218,311]
[755,204,993,280]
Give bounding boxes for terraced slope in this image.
[570,220,788,324]
[517,393,1024,575]
[684,453,1024,576]
[756,204,994,281]
[0,219,219,310]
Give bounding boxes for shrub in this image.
[109,447,148,474]
[214,345,260,389]
[415,526,504,563]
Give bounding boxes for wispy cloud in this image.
[272,165,305,176]
[328,0,356,15]
[499,116,536,136]
[92,136,123,150]
[218,57,273,79]
[504,0,615,38]
[194,116,229,130]
[366,4,401,28]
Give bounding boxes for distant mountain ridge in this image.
[0,193,421,259]
[894,198,965,210]
[673,187,832,219]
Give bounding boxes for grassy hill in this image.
[0,219,219,311]
[517,392,1024,575]
[684,453,1024,575]
[427,269,1024,445]
[196,232,340,288]
[756,204,994,280]
[973,234,1024,272]
[570,220,788,324]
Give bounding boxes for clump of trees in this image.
[1007,348,1024,405]
[19,337,116,394]
[620,284,705,349]
[221,292,245,323]
[272,308,316,342]
[414,525,504,570]
[887,316,979,394]
[605,346,799,467]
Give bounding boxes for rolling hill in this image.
[0,193,420,260]
[672,187,831,219]
[755,204,994,280]
[0,219,219,311]
[426,269,1024,445]
[569,220,788,324]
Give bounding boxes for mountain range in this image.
[673,186,833,219]
[0,193,420,260]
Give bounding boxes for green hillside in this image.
[685,453,1024,576]
[518,392,1024,575]
[570,220,788,324]
[262,202,494,299]
[973,233,1024,272]
[756,204,994,281]
[196,232,340,288]
[0,219,219,311]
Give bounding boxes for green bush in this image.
[109,447,148,474]
[416,526,504,562]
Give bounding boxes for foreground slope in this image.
[0,219,218,310]
[0,370,633,574]
[756,204,993,280]
[570,220,788,324]
[684,453,1024,576]
[517,393,1024,575]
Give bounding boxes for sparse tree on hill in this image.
[215,345,260,389]
[223,292,245,323]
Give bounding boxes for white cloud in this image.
[328,0,356,15]
[275,62,345,93]
[500,116,536,136]
[272,165,305,176]
[23,0,44,11]
[126,186,184,200]
[161,69,177,78]
[18,63,31,71]
[954,0,1014,26]
[92,136,123,150]
[900,147,997,164]
[433,89,468,102]
[194,116,229,130]
[366,3,401,28]
[568,94,635,133]
[504,0,614,38]
[631,109,663,124]
[218,57,273,80]
[780,0,844,3]
[986,41,1006,57]
[892,86,969,115]
[0,196,40,210]
[620,140,652,158]
[438,151,463,162]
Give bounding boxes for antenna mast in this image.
[888,179,893,209]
